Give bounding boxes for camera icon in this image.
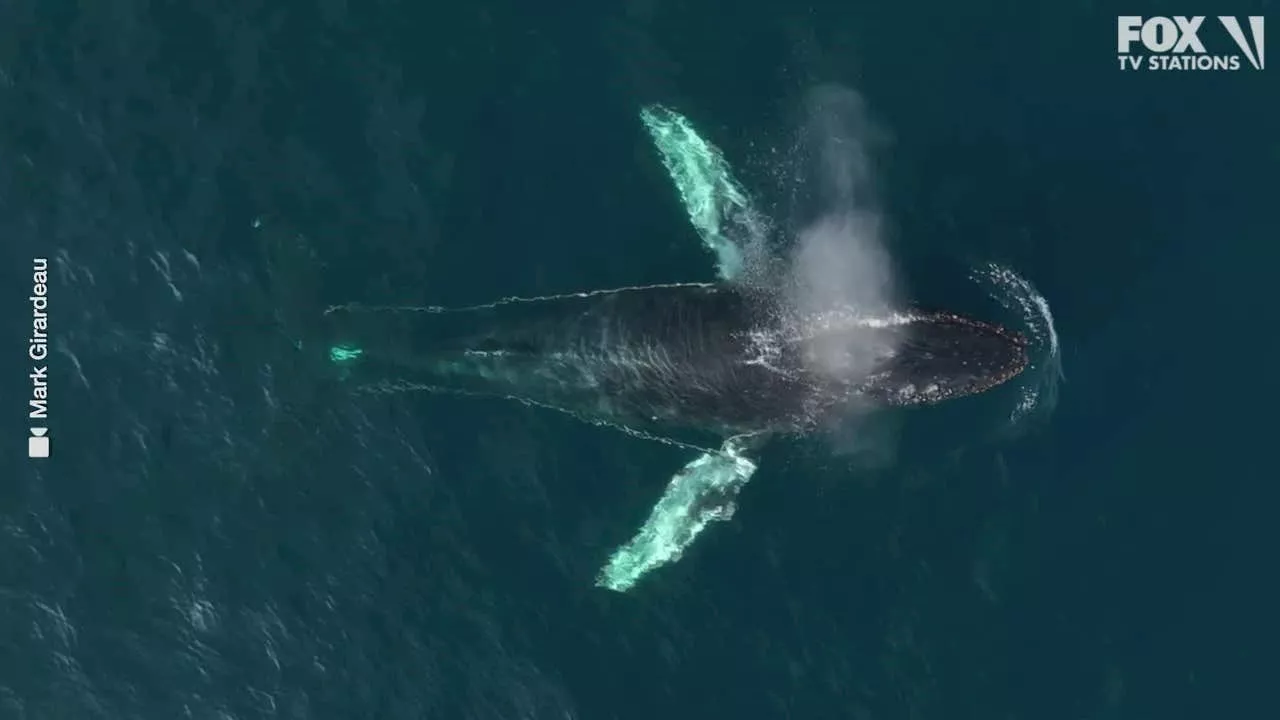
[28,428,49,458]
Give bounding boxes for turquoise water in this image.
[2,1,1276,718]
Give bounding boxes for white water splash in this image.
[971,262,1063,425]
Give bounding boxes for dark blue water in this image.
[2,1,1276,718]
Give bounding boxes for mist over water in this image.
[791,85,885,221]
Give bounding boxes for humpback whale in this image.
[322,103,1030,592]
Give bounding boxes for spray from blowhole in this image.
[773,84,908,457]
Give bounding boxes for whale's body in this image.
[324,103,1040,592]
[327,283,1028,443]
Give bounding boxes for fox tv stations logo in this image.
[1118,16,1265,71]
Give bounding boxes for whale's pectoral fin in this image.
[596,434,762,593]
[640,105,769,284]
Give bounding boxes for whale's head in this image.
[852,311,1029,406]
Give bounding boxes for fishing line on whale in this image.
[345,378,736,458]
[322,281,718,316]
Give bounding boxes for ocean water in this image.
[2,1,1277,719]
